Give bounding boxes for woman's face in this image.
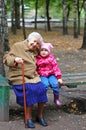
[27,38,41,50]
[40,48,49,57]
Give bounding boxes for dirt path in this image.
[8,89,86,130]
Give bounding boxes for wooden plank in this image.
[62,72,86,88]
[63,72,86,76]
[63,78,86,82]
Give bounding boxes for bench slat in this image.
[63,72,86,76]
[62,72,86,88]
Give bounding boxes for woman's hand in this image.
[15,57,24,64]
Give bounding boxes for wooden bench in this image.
[1,71,86,122]
[60,72,86,109]
[62,72,86,88]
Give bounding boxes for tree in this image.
[34,0,38,29]
[46,0,51,31]
[74,0,78,38]
[10,0,26,38]
[11,0,17,34]
[77,0,84,35]
[15,0,21,29]
[0,0,9,76]
[21,0,26,39]
[80,1,86,49]
[11,0,21,34]
[62,0,68,35]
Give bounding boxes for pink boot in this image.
[54,94,62,107]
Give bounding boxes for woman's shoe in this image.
[36,117,48,127]
[27,119,35,128]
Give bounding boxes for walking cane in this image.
[21,63,27,128]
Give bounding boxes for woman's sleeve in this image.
[3,44,17,67]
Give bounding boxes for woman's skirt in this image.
[12,82,48,106]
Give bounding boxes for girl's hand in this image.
[58,79,63,84]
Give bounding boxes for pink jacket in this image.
[36,53,62,79]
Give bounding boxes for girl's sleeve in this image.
[51,55,62,79]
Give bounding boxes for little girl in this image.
[36,43,63,106]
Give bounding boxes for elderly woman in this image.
[3,32,48,128]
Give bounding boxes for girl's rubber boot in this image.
[54,94,62,107]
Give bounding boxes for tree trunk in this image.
[21,0,26,39]
[46,0,51,31]
[78,0,84,35]
[62,0,68,35]
[11,0,17,34]
[77,0,80,35]
[15,0,21,29]
[74,0,78,38]
[34,0,38,29]
[80,1,86,49]
[0,0,9,76]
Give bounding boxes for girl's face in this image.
[40,48,49,57]
[27,38,41,50]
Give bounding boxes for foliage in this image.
[7,0,85,19]
[49,0,62,18]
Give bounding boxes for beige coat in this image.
[3,40,40,85]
